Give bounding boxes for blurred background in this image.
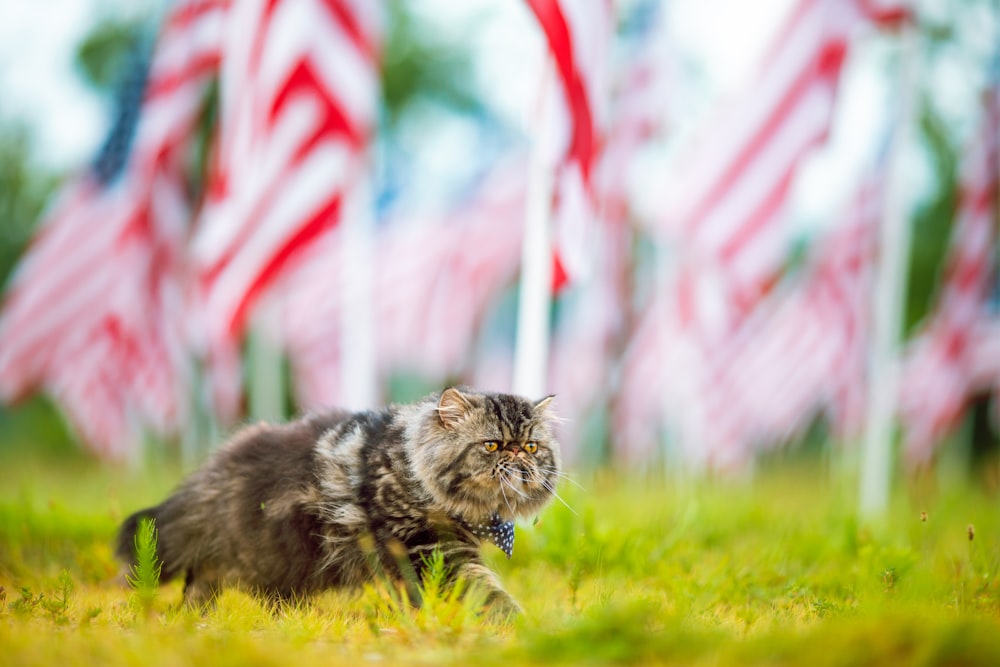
[0,0,997,507]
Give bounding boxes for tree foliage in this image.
[379,3,481,131]
[75,18,145,96]
[0,122,58,289]
[904,99,960,336]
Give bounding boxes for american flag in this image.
[899,81,999,465]
[523,0,612,291]
[190,0,382,421]
[615,0,908,466]
[0,0,227,459]
[719,178,882,452]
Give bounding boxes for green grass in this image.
[2,449,1000,666]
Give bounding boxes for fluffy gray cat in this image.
[116,387,561,616]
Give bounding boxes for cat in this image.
[115,387,561,616]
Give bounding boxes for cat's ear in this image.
[437,387,473,430]
[533,395,556,414]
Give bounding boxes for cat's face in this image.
[412,388,562,521]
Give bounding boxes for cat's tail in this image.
[115,505,182,583]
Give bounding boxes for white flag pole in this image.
[248,300,286,423]
[339,171,378,411]
[860,19,917,516]
[513,57,556,400]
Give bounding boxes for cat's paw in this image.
[483,591,522,622]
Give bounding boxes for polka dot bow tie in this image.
[468,512,515,559]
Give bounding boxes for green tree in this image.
[379,3,481,131]
[0,122,58,289]
[75,18,145,95]
[904,102,959,336]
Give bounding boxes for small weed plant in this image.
[125,517,161,616]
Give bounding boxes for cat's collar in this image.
[459,512,515,559]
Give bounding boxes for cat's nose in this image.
[507,445,521,455]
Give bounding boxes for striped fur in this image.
[116,387,560,614]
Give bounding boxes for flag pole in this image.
[248,301,286,423]
[860,18,917,516]
[339,171,378,411]
[513,56,556,399]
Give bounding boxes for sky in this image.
[0,0,109,167]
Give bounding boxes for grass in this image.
[1,446,1000,666]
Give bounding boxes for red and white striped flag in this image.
[724,180,881,448]
[524,0,612,291]
[0,0,227,459]
[817,179,883,440]
[900,83,999,465]
[655,159,881,467]
[655,0,906,320]
[616,0,908,466]
[190,0,381,421]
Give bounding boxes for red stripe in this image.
[103,316,143,375]
[685,38,846,235]
[963,180,998,216]
[204,173,339,290]
[226,194,343,337]
[946,254,988,295]
[524,0,597,181]
[856,0,912,28]
[3,202,129,333]
[145,53,222,102]
[270,59,362,152]
[756,0,820,72]
[5,215,150,374]
[4,272,117,391]
[718,166,797,265]
[3,181,98,293]
[550,253,569,293]
[676,269,697,330]
[249,0,283,78]
[203,60,357,286]
[325,0,378,63]
[162,0,230,35]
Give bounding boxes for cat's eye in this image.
[483,441,500,452]
[524,441,538,454]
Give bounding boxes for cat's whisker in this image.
[544,469,583,487]
[500,473,530,500]
[498,477,516,516]
[538,479,579,516]
[534,463,572,474]
[509,469,545,490]
[534,466,585,490]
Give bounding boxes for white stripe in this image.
[697,83,833,252]
[151,4,226,76]
[205,141,351,327]
[663,3,828,228]
[309,11,378,129]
